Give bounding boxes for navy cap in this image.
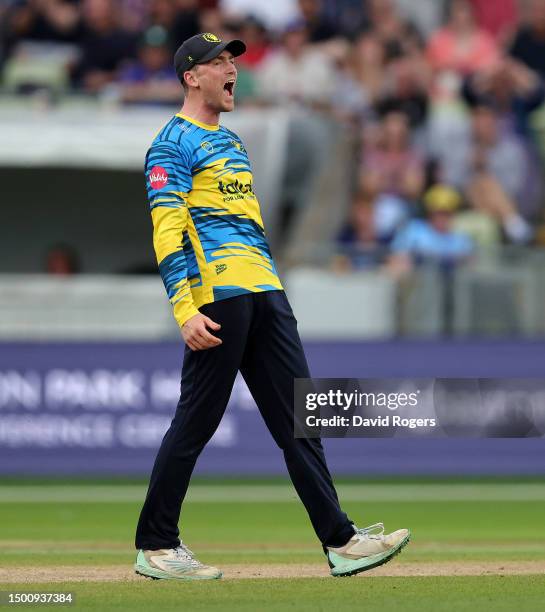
[174,32,246,83]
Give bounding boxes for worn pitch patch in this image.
[2,561,545,583]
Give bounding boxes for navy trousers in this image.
[135,290,353,550]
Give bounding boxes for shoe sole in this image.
[134,564,222,581]
[330,530,411,577]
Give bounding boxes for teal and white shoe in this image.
[327,522,410,577]
[134,543,222,580]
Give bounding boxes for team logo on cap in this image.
[149,166,169,190]
[202,33,221,43]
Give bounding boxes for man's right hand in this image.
[182,313,222,351]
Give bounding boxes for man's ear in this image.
[184,67,199,89]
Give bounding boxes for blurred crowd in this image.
[333,0,545,275]
[3,0,545,272]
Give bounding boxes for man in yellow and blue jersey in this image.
[134,32,410,581]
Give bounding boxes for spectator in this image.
[468,0,518,43]
[334,190,390,271]
[297,0,338,43]
[1,0,82,93]
[222,15,269,103]
[427,0,499,98]
[329,38,370,124]
[335,0,366,39]
[5,0,81,46]
[462,56,545,137]
[461,57,545,221]
[148,0,200,54]
[437,104,533,243]
[233,16,271,69]
[115,25,181,106]
[510,0,545,79]
[452,200,502,249]
[72,0,137,93]
[388,185,473,275]
[119,0,150,33]
[374,55,431,130]
[199,8,230,41]
[256,20,335,106]
[169,0,200,51]
[148,0,177,28]
[45,243,80,275]
[351,32,387,104]
[358,0,422,62]
[465,174,533,245]
[360,110,425,204]
[440,105,527,221]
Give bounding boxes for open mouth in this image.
[224,80,235,96]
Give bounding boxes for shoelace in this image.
[173,543,202,567]
[354,522,385,540]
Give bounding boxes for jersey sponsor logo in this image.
[218,179,254,196]
[230,139,246,154]
[215,263,227,275]
[149,166,169,190]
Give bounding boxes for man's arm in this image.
[151,201,198,325]
[146,141,221,350]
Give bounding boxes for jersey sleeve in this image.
[145,139,200,328]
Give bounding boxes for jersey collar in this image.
[176,113,219,131]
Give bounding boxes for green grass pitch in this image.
[1,478,544,611]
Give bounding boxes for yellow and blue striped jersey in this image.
[146,113,283,327]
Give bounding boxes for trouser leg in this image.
[240,291,354,547]
[135,295,252,550]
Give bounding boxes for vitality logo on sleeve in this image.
[149,166,169,190]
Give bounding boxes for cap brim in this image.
[196,39,246,64]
